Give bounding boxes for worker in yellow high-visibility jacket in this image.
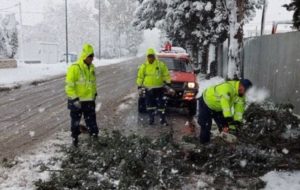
[198,79,253,144]
[136,48,171,125]
[65,44,98,147]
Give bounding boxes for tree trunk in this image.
[201,46,209,74]
[226,0,244,79]
[207,44,216,74]
[191,44,199,66]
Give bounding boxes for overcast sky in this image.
[0,0,94,25]
[246,0,293,26]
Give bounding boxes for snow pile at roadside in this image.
[262,171,300,190]
[0,132,69,190]
[0,57,134,89]
[0,62,68,89]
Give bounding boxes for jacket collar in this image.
[226,80,240,95]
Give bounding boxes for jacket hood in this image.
[79,43,94,61]
[146,48,156,56]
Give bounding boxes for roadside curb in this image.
[0,75,64,92]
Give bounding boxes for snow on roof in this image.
[157,52,190,59]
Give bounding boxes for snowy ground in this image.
[0,131,69,190]
[262,171,300,190]
[0,57,135,89]
[0,71,299,189]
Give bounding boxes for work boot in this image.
[72,137,79,147]
[160,116,168,126]
[160,119,168,126]
[149,116,154,125]
[159,111,168,126]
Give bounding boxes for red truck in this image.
[138,52,198,116]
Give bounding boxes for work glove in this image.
[225,117,242,126]
[225,117,234,124]
[72,98,81,109]
[138,86,145,96]
[67,98,81,110]
[164,84,175,96]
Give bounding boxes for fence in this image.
[218,31,300,113]
[243,32,300,113]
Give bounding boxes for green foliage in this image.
[35,105,300,190]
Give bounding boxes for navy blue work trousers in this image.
[198,97,227,144]
[145,87,166,118]
[68,100,99,138]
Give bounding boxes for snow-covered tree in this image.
[24,0,142,59]
[225,0,263,79]
[134,0,228,51]
[0,14,18,58]
[133,0,263,78]
[284,0,300,30]
[25,1,98,57]
[94,0,143,58]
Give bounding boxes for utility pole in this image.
[18,2,23,61]
[65,0,69,64]
[261,0,268,36]
[98,0,101,59]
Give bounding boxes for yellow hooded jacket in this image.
[136,48,171,88]
[65,44,97,101]
[203,80,245,122]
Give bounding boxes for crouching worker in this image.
[65,44,99,147]
[198,79,253,144]
[136,48,171,126]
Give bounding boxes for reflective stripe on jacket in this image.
[136,59,171,88]
[203,80,245,121]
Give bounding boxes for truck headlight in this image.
[187,82,196,88]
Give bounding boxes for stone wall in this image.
[0,59,17,69]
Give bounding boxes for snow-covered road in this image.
[0,58,143,160]
[0,56,196,160]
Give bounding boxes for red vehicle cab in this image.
[157,52,198,115]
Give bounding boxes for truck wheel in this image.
[138,97,147,113]
[188,102,197,116]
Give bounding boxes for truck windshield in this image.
[159,57,192,72]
